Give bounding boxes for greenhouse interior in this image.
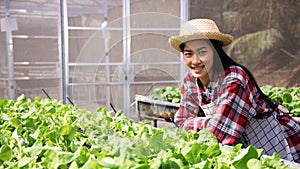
[1,0,300,168]
[1,0,300,118]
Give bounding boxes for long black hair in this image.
[179,39,278,109]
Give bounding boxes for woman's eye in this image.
[184,52,192,57]
[198,50,207,56]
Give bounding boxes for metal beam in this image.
[123,0,131,117]
[60,0,69,104]
[180,0,189,87]
[8,6,105,15]
[102,0,110,110]
[4,0,16,99]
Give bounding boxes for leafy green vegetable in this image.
[231,145,262,168]
[151,85,300,117]
[282,92,293,103]
[0,95,294,168]
[247,159,262,169]
[151,86,181,103]
[261,86,300,116]
[0,145,12,161]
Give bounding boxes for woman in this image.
[169,18,300,162]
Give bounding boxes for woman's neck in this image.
[197,76,210,90]
[200,71,214,90]
[201,79,210,90]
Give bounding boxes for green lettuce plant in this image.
[0,95,293,168]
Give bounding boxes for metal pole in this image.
[180,0,189,86]
[102,0,110,109]
[6,30,15,99]
[4,0,16,99]
[123,0,131,117]
[60,0,69,104]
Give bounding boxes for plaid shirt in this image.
[175,65,300,162]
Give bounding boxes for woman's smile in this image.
[192,65,205,74]
[183,40,214,87]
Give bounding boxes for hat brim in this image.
[169,32,233,52]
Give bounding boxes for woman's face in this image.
[183,40,214,81]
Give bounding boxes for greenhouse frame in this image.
[1,0,192,119]
[1,0,299,120]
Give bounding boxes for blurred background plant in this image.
[222,0,300,87]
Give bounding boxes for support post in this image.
[60,0,69,104]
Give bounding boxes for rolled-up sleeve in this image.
[175,85,208,131]
[174,73,208,131]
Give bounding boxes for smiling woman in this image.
[181,40,214,89]
[169,18,300,163]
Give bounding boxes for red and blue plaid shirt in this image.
[175,65,300,162]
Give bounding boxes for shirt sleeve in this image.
[174,74,208,131]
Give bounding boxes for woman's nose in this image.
[192,54,201,64]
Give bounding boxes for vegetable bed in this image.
[261,86,300,117]
[0,95,298,168]
[148,86,300,120]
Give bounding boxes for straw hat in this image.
[169,19,233,52]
